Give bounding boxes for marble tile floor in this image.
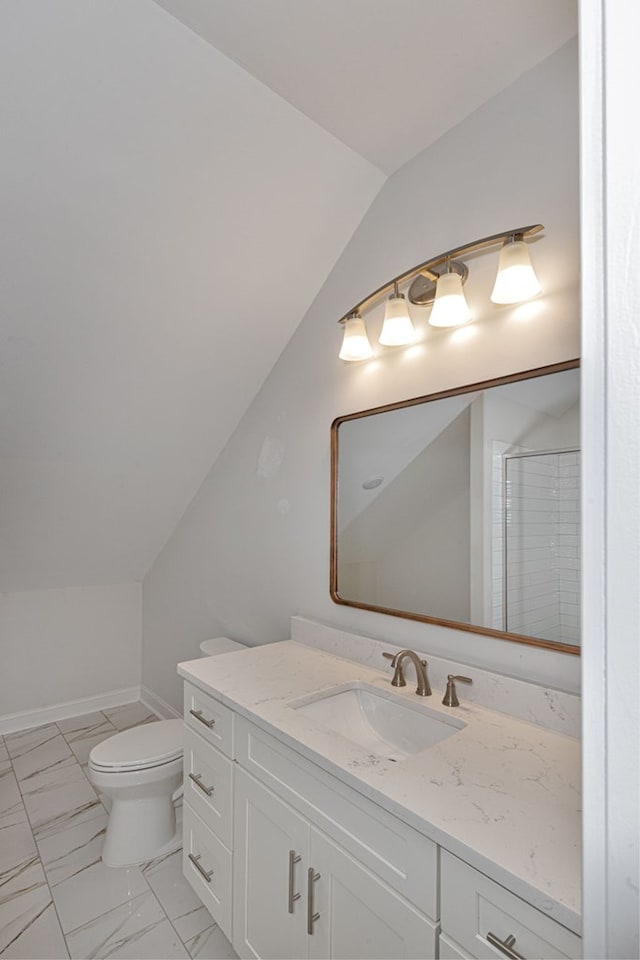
[0,703,237,960]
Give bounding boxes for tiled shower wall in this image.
[493,451,581,646]
[505,454,561,641]
[556,452,580,644]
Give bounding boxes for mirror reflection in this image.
[331,362,580,653]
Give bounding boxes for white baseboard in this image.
[0,686,142,735]
[140,685,181,720]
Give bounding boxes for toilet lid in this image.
[89,719,183,771]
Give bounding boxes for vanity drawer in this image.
[184,682,234,758]
[441,851,581,959]
[236,716,438,920]
[183,725,233,847]
[183,803,232,940]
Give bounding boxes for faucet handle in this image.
[382,651,406,687]
[442,674,473,707]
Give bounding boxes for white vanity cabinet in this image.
[439,851,582,960]
[306,827,437,960]
[233,768,309,959]
[233,769,436,959]
[233,718,439,960]
[182,683,236,940]
[180,677,581,960]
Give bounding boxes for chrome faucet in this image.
[383,649,432,697]
[442,674,473,707]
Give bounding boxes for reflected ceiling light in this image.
[337,224,543,360]
[338,311,373,362]
[362,475,384,490]
[428,261,472,328]
[379,282,417,346]
[491,235,542,304]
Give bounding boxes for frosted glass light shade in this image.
[429,271,472,327]
[491,239,541,304]
[379,294,417,346]
[339,314,374,361]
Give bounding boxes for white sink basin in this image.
[290,682,465,760]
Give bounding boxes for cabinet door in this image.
[439,933,474,959]
[233,768,308,960]
[307,827,438,960]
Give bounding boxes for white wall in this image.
[339,407,471,616]
[380,481,471,622]
[142,40,581,712]
[0,583,141,718]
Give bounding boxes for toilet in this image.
[88,637,246,867]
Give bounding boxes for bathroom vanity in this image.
[178,639,581,960]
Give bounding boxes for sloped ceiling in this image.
[0,0,577,592]
[153,0,578,174]
[0,0,383,591]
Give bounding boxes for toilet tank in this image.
[199,636,247,657]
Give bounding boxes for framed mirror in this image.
[330,359,580,654]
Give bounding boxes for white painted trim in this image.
[579,1,607,955]
[581,1,640,957]
[140,684,181,720]
[0,686,141,735]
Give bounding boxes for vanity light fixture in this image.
[428,260,472,328]
[379,282,418,345]
[337,223,543,360]
[490,235,542,304]
[338,311,374,362]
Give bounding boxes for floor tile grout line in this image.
[6,735,72,959]
[60,869,156,948]
[4,725,61,764]
[8,713,135,956]
[3,705,186,960]
[144,871,197,959]
[56,710,118,763]
[42,707,160,954]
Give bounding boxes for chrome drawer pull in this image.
[188,852,214,882]
[189,772,214,796]
[189,708,215,729]
[288,849,301,913]
[487,932,525,959]
[307,867,320,934]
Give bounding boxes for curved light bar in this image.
[337,224,543,360]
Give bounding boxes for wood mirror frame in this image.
[330,359,581,655]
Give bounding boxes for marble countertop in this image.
[178,640,581,934]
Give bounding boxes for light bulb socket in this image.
[408,260,469,306]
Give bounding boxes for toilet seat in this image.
[90,635,246,866]
[89,719,183,772]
